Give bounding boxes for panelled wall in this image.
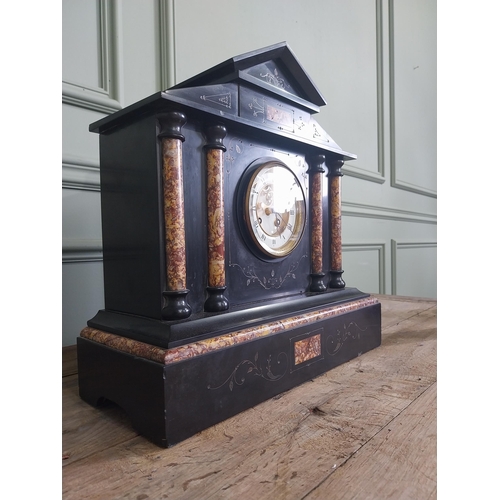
[62,0,436,346]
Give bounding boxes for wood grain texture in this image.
[62,295,436,500]
[62,345,78,377]
[306,383,437,500]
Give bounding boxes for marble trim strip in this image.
[80,327,168,364]
[80,297,379,365]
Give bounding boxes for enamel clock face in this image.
[243,160,306,258]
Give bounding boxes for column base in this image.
[204,286,229,312]
[329,270,346,289]
[162,290,192,320]
[309,273,327,293]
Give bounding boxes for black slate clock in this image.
[77,42,382,448]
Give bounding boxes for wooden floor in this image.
[62,294,437,499]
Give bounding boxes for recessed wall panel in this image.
[392,241,436,298]
[391,0,437,195]
[62,262,104,347]
[342,245,385,294]
[62,189,102,242]
[62,0,102,89]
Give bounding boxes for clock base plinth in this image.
[77,295,381,448]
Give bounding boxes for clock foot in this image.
[329,270,346,289]
[162,290,192,320]
[204,286,229,312]
[309,273,327,293]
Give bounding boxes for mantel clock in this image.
[77,42,382,447]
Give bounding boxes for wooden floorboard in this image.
[62,345,78,377]
[304,383,437,500]
[62,295,437,499]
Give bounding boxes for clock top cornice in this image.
[89,42,356,161]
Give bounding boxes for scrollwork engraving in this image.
[230,254,306,289]
[326,322,368,356]
[208,351,288,391]
[259,68,286,89]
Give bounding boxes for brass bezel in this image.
[243,160,306,259]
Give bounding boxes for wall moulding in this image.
[63,239,103,264]
[388,0,437,199]
[342,0,385,184]
[390,177,437,199]
[159,0,176,89]
[62,0,123,113]
[62,155,100,192]
[343,163,385,184]
[342,201,436,225]
[62,81,122,114]
[390,239,437,295]
[342,242,386,294]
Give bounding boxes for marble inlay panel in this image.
[294,333,322,365]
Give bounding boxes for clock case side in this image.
[97,114,166,320]
[94,112,211,322]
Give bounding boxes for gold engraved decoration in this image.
[207,351,288,392]
[259,68,287,89]
[230,254,306,289]
[327,322,368,356]
[200,93,232,109]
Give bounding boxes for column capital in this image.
[326,158,344,177]
[307,154,326,174]
[204,123,227,151]
[158,111,187,141]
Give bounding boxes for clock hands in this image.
[257,202,289,237]
[246,162,305,257]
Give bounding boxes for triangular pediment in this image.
[170,42,326,113]
[89,42,356,160]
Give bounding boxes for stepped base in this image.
[77,296,381,447]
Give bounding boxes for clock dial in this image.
[243,161,306,258]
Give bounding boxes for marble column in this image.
[327,158,346,288]
[308,155,327,292]
[159,111,192,319]
[204,124,229,312]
